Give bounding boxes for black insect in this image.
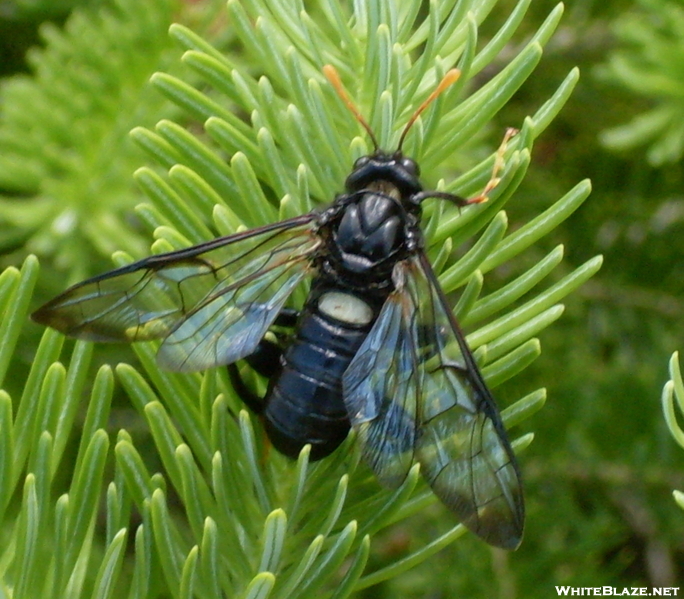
[32,66,524,549]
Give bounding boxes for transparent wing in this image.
[343,253,524,549]
[32,214,320,371]
[342,286,420,487]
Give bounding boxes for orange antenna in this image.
[323,64,379,151]
[396,68,461,152]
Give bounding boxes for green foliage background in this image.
[0,0,683,597]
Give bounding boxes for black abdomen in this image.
[263,285,377,460]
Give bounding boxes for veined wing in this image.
[32,214,320,371]
[343,256,466,489]
[342,279,419,488]
[343,253,524,549]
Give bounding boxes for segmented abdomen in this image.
[263,285,377,460]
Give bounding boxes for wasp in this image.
[32,66,524,549]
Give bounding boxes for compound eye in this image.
[353,155,371,169]
[400,156,420,177]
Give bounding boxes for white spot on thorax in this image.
[318,291,373,325]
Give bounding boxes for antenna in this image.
[396,68,461,152]
[323,65,461,153]
[323,65,379,151]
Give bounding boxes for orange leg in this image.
[467,127,518,204]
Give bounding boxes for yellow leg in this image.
[467,127,518,204]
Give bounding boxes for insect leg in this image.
[247,306,300,377]
[227,307,300,412]
[411,128,517,209]
[467,127,518,205]
[273,307,299,328]
[244,337,284,378]
[227,362,267,413]
[227,336,285,412]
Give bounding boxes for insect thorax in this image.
[324,186,417,280]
